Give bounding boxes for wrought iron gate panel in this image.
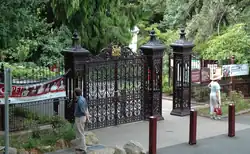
[85,61,116,129]
[116,58,144,125]
[77,47,145,130]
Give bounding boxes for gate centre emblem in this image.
[111,45,121,57]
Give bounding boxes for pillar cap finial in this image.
[139,28,166,50]
[170,27,195,49]
[63,30,90,53]
[180,27,186,40]
[72,30,80,48]
[149,28,156,41]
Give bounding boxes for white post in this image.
[129,26,140,52]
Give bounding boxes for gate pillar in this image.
[63,30,90,122]
[170,28,195,116]
[140,29,166,120]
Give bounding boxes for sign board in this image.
[191,69,200,82]
[0,76,66,104]
[222,65,231,77]
[222,64,249,77]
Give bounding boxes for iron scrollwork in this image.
[76,45,145,130]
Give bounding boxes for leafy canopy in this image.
[0,0,71,65]
[199,23,250,64]
[51,0,144,53]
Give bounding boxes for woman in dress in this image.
[208,74,222,120]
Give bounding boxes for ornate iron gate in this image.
[64,30,165,129]
[71,46,145,130]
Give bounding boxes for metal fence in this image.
[0,61,65,84]
[167,53,250,101]
[0,60,66,132]
[0,97,66,132]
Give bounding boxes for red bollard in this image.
[149,116,157,154]
[228,104,235,137]
[189,109,197,145]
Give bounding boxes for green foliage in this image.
[12,107,63,126]
[0,115,75,151]
[162,75,173,95]
[220,92,228,103]
[137,23,179,93]
[54,122,75,141]
[192,85,210,102]
[31,125,42,139]
[196,23,250,63]
[1,62,57,80]
[160,0,190,29]
[141,0,167,24]
[0,0,71,65]
[137,24,179,68]
[137,24,179,48]
[51,0,145,53]
[161,0,250,64]
[49,115,69,129]
[228,90,246,103]
[160,0,248,42]
[22,137,41,150]
[198,91,250,116]
[191,86,247,103]
[13,107,39,120]
[34,25,72,66]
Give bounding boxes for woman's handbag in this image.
[214,104,222,115]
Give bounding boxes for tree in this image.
[198,23,250,64]
[161,0,250,43]
[0,0,71,65]
[51,0,145,54]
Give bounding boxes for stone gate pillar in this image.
[63,31,90,122]
[170,28,195,116]
[140,29,166,120]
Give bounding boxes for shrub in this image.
[198,91,250,116]
[192,85,210,102]
[55,122,75,141]
[162,75,173,95]
[13,107,39,120]
[0,115,75,152]
[229,91,245,103]
[0,62,58,81]
[50,115,69,129]
[22,137,41,150]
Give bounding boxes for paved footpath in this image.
[158,113,250,154]
[47,100,250,154]
[158,128,250,154]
